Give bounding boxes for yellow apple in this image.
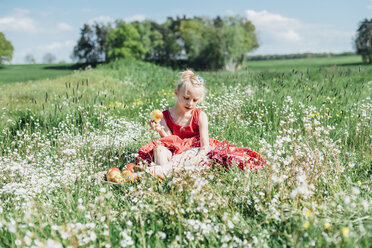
[150,110,163,123]
[106,168,123,183]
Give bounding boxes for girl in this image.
[133,70,265,179]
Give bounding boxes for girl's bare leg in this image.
[145,145,172,178]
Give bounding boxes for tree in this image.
[73,22,111,63]
[179,19,204,62]
[131,20,152,58]
[43,53,56,64]
[24,54,36,64]
[106,21,145,61]
[221,16,259,70]
[177,16,259,70]
[73,24,95,63]
[355,18,372,64]
[0,32,14,64]
[94,22,111,62]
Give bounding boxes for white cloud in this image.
[40,40,75,51]
[0,9,38,33]
[368,5,372,9]
[246,9,354,54]
[124,14,145,23]
[246,10,302,42]
[88,16,114,25]
[58,22,74,31]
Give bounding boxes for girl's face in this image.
[175,85,203,112]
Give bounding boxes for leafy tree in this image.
[179,19,204,62]
[177,16,259,70]
[24,54,36,64]
[94,22,111,62]
[355,18,372,64]
[149,17,182,64]
[148,28,165,61]
[197,24,225,70]
[0,32,14,64]
[73,23,111,63]
[42,53,56,64]
[73,24,96,63]
[106,21,145,61]
[221,16,259,70]
[131,20,152,58]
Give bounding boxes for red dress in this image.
[138,108,266,170]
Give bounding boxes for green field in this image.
[0,63,81,85]
[0,57,371,247]
[245,55,364,71]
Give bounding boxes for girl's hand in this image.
[191,146,211,165]
[198,146,211,157]
[149,121,163,132]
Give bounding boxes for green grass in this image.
[0,63,79,85]
[245,55,364,71]
[0,57,371,247]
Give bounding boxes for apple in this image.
[150,110,163,123]
[122,168,138,182]
[106,168,123,183]
[126,163,136,173]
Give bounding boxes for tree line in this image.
[1,17,372,66]
[246,52,356,61]
[72,16,259,70]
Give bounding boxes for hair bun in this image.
[181,70,195,81]
[180,69,204,87]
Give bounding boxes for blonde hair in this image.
[177,69,206,101]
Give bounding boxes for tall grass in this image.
[0,58,371,247]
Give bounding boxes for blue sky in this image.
[1,0,371,64]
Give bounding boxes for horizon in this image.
[1,0,371,64]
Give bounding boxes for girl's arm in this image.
[198,111,211,155]
[157,118,172,138]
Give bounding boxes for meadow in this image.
[0,57,371,247]
[0,63,81,85]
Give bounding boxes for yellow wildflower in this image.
[357,181,361,185]
[305,210,312,218]
[342,227,350,237]
[324,222,331,230]
[133,100,143,106]
[303,221,310,229]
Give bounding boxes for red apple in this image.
[126,163,136,173]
